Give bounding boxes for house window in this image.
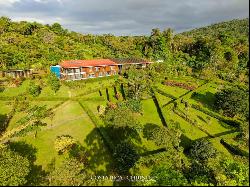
[75,68,80,73]
[67,69,74,74]
[75,74,81,79]
[95,67,99,71]
[88,73,95,78]
[68,75,74,80]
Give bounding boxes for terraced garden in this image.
[0,76,248,186]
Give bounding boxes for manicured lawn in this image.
[138,99,163,127]
[0,101,12,114]
[170,76,207,86]
[82,97,162,153]
[189,82,220,109]
[165,110,208,140]
[210,137,233,157]
[39,85,70,98]
[0,101,12,126]
[7,101,63,130]
[177,104,232,136]
[11,101,114,185]
[156,83,189,98]
[154,92,173,107]
[0,79,30,97]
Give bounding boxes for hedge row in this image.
[220,139,249,157]
[77,85,114,98]
[0,110,15,135]
[173,108,213,138]
[154,87,177,100]
[191,104,241,128]
[80,75,118,83]
[152,93,168,127]
[79,97,105,102]
[78,101,115,151]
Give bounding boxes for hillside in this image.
[0,17,249,186]
[180,18,249,38]
[0,17,249,85]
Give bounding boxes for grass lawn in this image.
[170,76,207,86]
[165,110,208,140]
[82,97,162,153]
[0,79,30,97]
[11,101,114,185]
[7,101,63,130]
[189,82,220,109]
[138,99,163,127]
[220,132,249,155]
[178,104,232,136]
[39,85,70,98]
[0,101,13,126]
[154,92,173,107]
[156,83,189,98]
[210,137,233,157]
[0,101,12,114]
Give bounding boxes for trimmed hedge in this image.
[154,87,177,100]
[220,139,249,157]
[77,85,114,98]
[172,108,213,137]
[152,93,168,127]
[0,110,15,135]
[180,134,193,149]
[78,101,115,151]
[191,104,241,128]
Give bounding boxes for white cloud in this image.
[12,17,46,23]
[0,0,248,35]
[0,0,20,7]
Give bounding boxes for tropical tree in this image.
[214,87,249,119]
[0,148,30,186]
[28,82,41,97]
[151,165,188,186]
[189,139,217,163]
[48,158,85,186]
[47,72,60,93]
[103,104,138,129]
[113,142,139,174]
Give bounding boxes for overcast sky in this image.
[0,0,249,35]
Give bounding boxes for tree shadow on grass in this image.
[191,91,215,110]
[197,115,207,123]
[108,126,142,145]
[142,123,160,140]
[0,114,8,134]
[218,120,235,130]
[83,128,116,184]
[0,87,4,93]
[83,126,143,186]
[8,141,47,186]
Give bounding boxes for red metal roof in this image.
[60,59,117,68]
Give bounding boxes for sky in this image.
[0,0,249,35]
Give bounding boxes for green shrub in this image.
[28,82,41,97]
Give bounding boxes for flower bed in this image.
[164,80,197,91]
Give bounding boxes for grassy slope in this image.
[8,101,113,186]
[0,80,30,97]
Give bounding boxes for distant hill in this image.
[180,18,249,38]
[0,16,249,83]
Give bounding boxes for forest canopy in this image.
[0,17,249,85]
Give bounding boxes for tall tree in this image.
[0,148,30,186]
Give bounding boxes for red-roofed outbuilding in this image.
[51,58,152,80]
